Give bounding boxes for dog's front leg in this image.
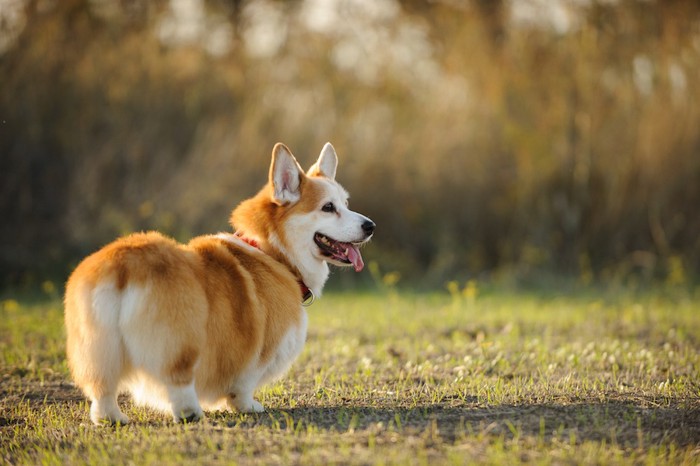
[226,392,264,413]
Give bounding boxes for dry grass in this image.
[1,287,699,464]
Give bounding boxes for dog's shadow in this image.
[216,399,699,448]
[10,380,698,448]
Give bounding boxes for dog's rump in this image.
[64,232,304,409]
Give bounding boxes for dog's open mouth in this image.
[314,233,365,272]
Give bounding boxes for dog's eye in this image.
[321,202,336,213]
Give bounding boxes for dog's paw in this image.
[91,409,129,426]
[231,397,264,413]
[243,400,265,413]
[94,415,130,427]
[173,406,204,424]
[90,399,129,426]
[227,392,265,413]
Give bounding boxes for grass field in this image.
[1,284,699,465]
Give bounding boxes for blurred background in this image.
[1,0,699,290]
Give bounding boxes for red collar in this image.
[234,233,315,306]
[236,234,260,250]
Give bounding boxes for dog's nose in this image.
[362,220,376,236]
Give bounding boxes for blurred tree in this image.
[1,0,699,288]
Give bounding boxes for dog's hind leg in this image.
[119,283,206,423]
[66,282,129,425]
[164,348,204,423]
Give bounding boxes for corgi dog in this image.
[64,143,375,425]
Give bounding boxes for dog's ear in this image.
[307,142,338,180]
[270,143,303,205]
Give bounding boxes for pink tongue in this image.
[346,244,364,272]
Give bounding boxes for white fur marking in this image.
[260,309,308,385]
[270,230,328,296]
[118,284,147,327]
[91,282,120,328]
[91,395,128,425]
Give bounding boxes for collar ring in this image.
[301,289,315,307]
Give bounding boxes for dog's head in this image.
[231,143,375,290]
